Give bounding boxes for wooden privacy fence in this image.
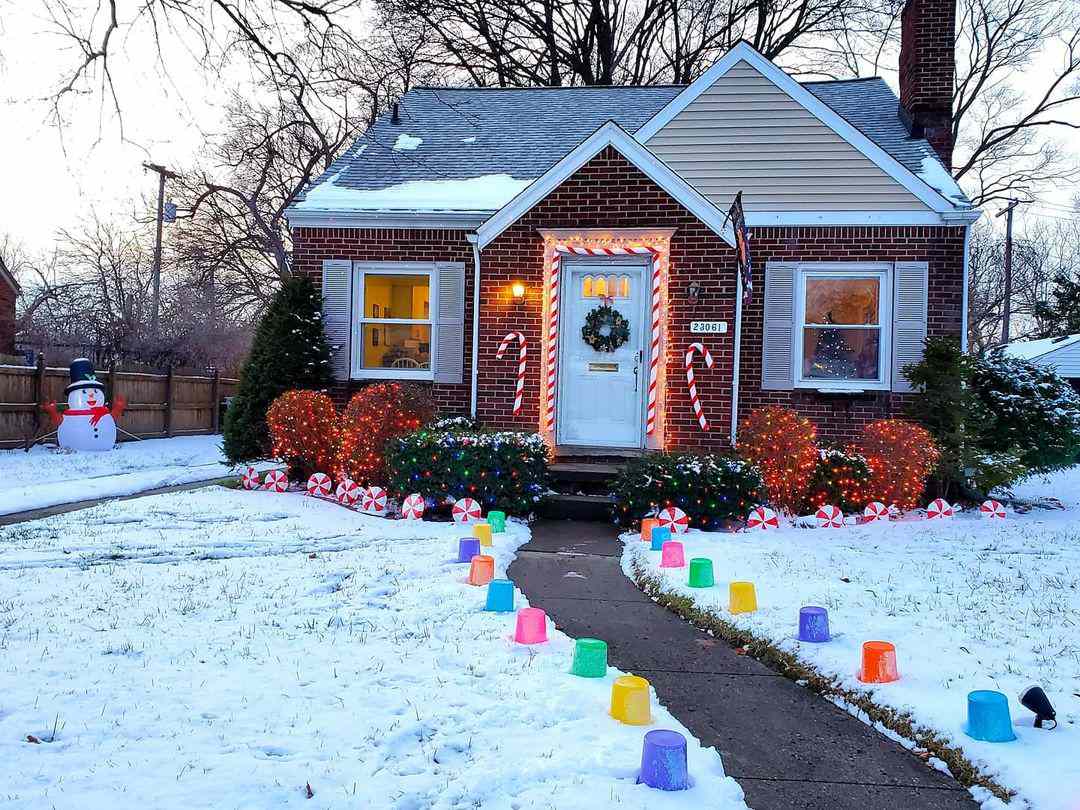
[0,359,239,449]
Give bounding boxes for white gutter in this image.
[729,273,744,447]
[961,223,972,353]
[467,233,482,419]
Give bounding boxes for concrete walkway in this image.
[507,520,978,810]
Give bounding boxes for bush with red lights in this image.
[802,446,873,514]
[265,390,340,479]
[736,406,819,513]
[335,383,435,484]
[859,418,939,510]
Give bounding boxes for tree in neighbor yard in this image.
[223,275,333,463]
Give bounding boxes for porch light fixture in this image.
[687,280,702,305]
[511,281,526,301]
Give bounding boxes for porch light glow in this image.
[511,281,526,300]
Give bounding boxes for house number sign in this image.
[689,321,728,334]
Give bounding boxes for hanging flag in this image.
[729,192,753,304]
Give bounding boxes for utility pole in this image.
[997,199,1020,345]
[142,162,179,336]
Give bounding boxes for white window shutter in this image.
[762,262,797,390]
[891,261,929,392]
[433,262,466,384]
[321,259,353,381]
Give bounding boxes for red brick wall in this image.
[294,147,966,447]
[290,226,473,413]
[899,0,955,168]
[0,280,16,354]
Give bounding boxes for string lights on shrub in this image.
[859,419,940,510]
[335,383,434,484]
[804,447,873,513]
[736,406,818,513]
[266,390,340,479]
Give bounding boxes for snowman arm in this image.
[111,393,127,420]
[41,400,62,427]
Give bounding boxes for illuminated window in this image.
[581,273,632,298]
[582,275,593,297]
[356,267,434,379]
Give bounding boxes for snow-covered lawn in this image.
[623,477,1080,810]
[0,436,265,516]
[0,487,746,809]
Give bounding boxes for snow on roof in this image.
[1003,333,1080,361]
[291,171,533,213]
[393,133,423,151]
[916,155,969,205]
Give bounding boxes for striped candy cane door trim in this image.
[546,244,664,435]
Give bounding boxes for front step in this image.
[549,461,622,484]
[539,493,616,521]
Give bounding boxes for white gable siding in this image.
[644,61,931,212]
[1041,342,1080,379]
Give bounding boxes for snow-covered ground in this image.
[0,487,746,809]
[0,436,265,516]
[624,471,1080,810]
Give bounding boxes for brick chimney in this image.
[899,0,955,169]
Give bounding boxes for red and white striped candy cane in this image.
[684,342,714,431]
[547,244,662,434]
[496,331,527,415]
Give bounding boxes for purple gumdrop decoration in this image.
[638,729,689,791]
[798,606,830,643]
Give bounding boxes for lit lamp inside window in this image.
[511,281,526,301]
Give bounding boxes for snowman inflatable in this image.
[43,359,126,451]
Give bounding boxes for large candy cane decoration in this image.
[685,342,715,431]
[496,331,527,415]
[547,244,663,434]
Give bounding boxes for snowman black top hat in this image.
[66,358,107,394]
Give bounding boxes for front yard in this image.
[0,487,746,809]
[623,467,1080,810]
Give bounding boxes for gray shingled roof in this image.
[302,76,956,203]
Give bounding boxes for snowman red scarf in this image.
[42,394,126,428]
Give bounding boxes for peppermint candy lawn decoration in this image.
[547,244,663,435]
[401,493,425,520]
[263,470,288,492]
[979,499,1006,519]
[685,342,715,431]
[926,498,954,519]
[815,504,843,528]
[495,331,528,415]
[746,505,779,530]
[888,504,901,519]
[306,472,332,497]
[656,506,690,534]
[863,501,889,522]
[452,497,483,523]
[336,478,360,506]
[240,467,260,490]
[361,485,388,514]
[581,304,630,353]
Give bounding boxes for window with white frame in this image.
[354,264,435,379]
[795,265,890,390]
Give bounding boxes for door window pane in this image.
[364,274,430,319]
[805,277,879,325]
[802,327,880,380]
[362,324,432,369]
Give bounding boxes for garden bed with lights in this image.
[620,465,1080,810]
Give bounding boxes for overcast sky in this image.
[1,2,1075,262]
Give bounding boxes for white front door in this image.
[556,261,648,448]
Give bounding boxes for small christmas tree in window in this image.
[808,312,857,379]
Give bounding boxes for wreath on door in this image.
[581,304,631,352]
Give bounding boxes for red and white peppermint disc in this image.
[240,467,260,490]
[746,505,779,530]
[306,472,332,497]
[863,501,889,522]
[401,493,425,520]
[335,478,360,506]
[451,497,482,523]
[888,504,901,519]
[656,506,690,534]
[926,498,954,519]
[979,499,1006,519]
[361,485,388,514]
[815,504,843,528]
[263,470,288,492]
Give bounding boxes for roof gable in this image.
[475,122,735,248]
[635,41,972,215]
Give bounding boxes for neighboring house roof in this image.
[0,255,19,295]
[289,42,973,225]
[475,121,736,248]
[1004,334,1080,362]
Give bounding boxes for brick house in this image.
[288,0,978,451]
[0,254,18,356]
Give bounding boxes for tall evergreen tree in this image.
[1035,271,1080,337]
[223,275,333,463]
